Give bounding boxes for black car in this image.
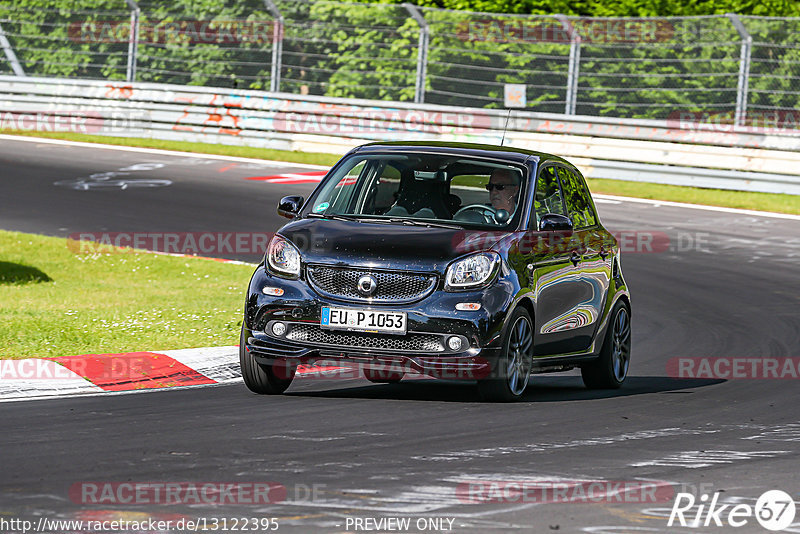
[241,142,631,401]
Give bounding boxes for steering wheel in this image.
[454,204,500,224]
[454,204,498,223]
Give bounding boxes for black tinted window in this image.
[305,153,527,229]
[557,167,597,229]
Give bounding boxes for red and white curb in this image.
[0,347,350,402]
[0,346,241,402]
[245,170,327,184]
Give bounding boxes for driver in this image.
[486,168,520,215]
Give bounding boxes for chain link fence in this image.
[746,16,800,121]
[1,1,798,125]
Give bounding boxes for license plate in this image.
[321,307,407,334]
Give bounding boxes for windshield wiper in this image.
[306,213,361,222]
[383,218,462,230]
[307,213,461,229]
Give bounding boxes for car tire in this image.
[239,326,295,394]
[363,368,404,384]
[581,300,631,389]
[477,307,534,402]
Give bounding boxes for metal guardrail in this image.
[0,2,799,126]
[1,75,799,195]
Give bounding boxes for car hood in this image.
[278,218,505,273]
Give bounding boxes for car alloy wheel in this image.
[581,301,631,389]
[478,307,533,402]
[611,306,631,382]
[507,315,533,396]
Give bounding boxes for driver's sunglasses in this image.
[485,183,515,191]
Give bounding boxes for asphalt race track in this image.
[1,137,799,533]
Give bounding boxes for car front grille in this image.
[307,266,437,303]
[286,324,444,353]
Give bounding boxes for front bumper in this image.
[244,265,514,379]
[245,329,498,380]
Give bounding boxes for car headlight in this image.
[445,252,500,291]
[266,235,301,278]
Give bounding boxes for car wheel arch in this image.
[505,295,536,343]
[515,296,536,327]
[595,293,631,355]
[616,294,631,314]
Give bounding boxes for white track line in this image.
[2,134,797,220]
[593,193,800,221]
[0,133,330,170]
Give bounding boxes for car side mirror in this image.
[277,195,304,219]
[539,213,573,232]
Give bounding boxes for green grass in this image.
[0,230,256,360]
[587,178,799,215]
[2,130,797,215]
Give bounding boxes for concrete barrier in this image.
[1,75,799,194]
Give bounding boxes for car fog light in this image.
[455,302,481,311]
[447,336,462,351]
[272,322,287,337]
[262,286,284,296]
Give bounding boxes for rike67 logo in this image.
[668,490,796,531]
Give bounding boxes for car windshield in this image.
[303,153,528,228]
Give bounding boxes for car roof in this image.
[353,141,573,167]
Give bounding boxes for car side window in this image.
[557,167,597,229]
[533,165,568,227]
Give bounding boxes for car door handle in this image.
[570,251,581,266]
